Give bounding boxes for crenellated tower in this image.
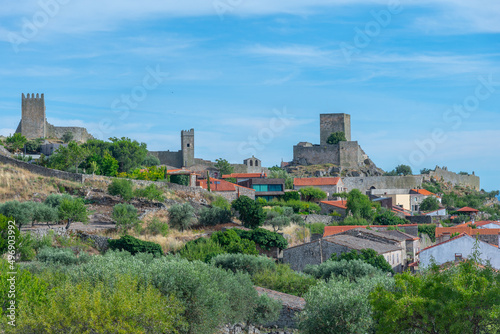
[18,93,47,139]
[181,128,194,167]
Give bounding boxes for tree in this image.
[330,248,394,273]
[268,168,294,189]
[32,202,59,227]
[168,203,194,232]
[346,189,375,221]
[6,133,27,153]
[24,138,43,153]
[62,131,74,143]
[67,142,90,172]
[298,187,327,202]
[420,196,440,211]
[108,178,134,201]
[370,259,500,334]
[214,158,234,176]
[395,164,412,175]
[373,208,408,225]
[112,203,139,232]
[0,201,34,229]
[109,137,148,173]
[326,131,347,145]
[100,152,119,176]
[142,154,160,167]
[232,196,266,229]
[58,198,88,229]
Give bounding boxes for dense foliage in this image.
[299,186,327,202]
[168,203,195,231]
[304,259,384,281]
[384,164,413,176]
[346,189,376,221]
[214,158,234,176]
[330,249,394,273]
[112,203,140,232]
[252,264,318,297]
[326,131,347,145]
[372,208,408,225]
[198,206,232,226]
[211,253,277,276]
[418,224,437,242]
[108,235,163,257]
[108,178,134,201]
[420,196,440,211]
[235,228,288,250]
[232,196,266,229]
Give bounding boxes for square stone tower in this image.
[320,113,351,145]
[20,93,47,139]
[181,129,194,167]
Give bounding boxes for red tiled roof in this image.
[411,188,435,196]
[197,178,255,192]
[222,173,267,179]
[323,225,367,237]
[392,206,412,217]
[320,200,347,209]
[294,177,342,186]
[457,206,479,213]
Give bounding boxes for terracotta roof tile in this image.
[294,177,342,186]
[411,189,435,196]
[197,178,255,192]
[457,206,480,213]
[320,200,347,209]
[222,173,266,179]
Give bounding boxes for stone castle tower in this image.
[181,129,194,167]
[320,113,351,145]
[17,93,47,139]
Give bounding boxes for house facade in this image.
[196,178,255,201]
[237,178,285,201]
[294,177,345,199]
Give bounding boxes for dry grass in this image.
[0,164,83,202]
[282,223,311,247]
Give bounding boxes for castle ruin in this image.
[15,93,93,142]
[292,113,381,173]
[149,129,195,168]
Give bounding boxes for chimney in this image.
[454,253,462,262]
[442,232,451,242]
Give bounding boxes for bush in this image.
[142,154,161,167]
[33,202,59,226]
[144,217,169,236]
[112,204,139,232]
[170,174,189,186]
[36,247,91,265]
[108,178,134,201]
[44,193,73,208]
[306,222,326,235]
[134,184,164,201]
[252,264,318,297]
[211,229,259,255]
[282,191,300,201]
[304,259,383,281]
[211,196,231,210]
[418,224,437,242]
[373,209,408,225]
[199,207,232,226]
[108,235,163,257]
[0,201,34,228]
[235,228,288,250]
[178,238,225,262]
[420,196,440,211]
[211,253,277,276]
[330,249,394,274]
[299,186,327,202]
[338,216,369,226]
[326,131,347,145]
[168,203,195,231]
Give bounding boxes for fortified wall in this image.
[424,166,480,190]
[342,175,424,194]
[15,93,93,142]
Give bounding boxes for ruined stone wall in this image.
[46,123,93,142]
[149,150,183,168]
[425,167,480,190]
[343,175,424,194]
[283,239,350,271]
[293,144,341,165]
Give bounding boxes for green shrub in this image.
[373,209,408,225]
[108,178,134,201]
[330,249,394,274]
[252,264,318,297]
[58,197,88,229]
[199,206,232,226]
[32,203,59,226]
[235,228,288,250]
[0,214,18,256]
[339,216,369,226]
[306,222,326,235]
[250,294,283,325]
[44,193,73,208]
[168,203,195,231]
[36,247,91,265]
[211,196,231,210]
[144,217,169,236]
[282,191,300,201]
[0,201,34,228]
[304,259,383,281]
[134,184,164,201]
[177,237,225,262]
[211,229,258,255]
[0,215,36,261]
[142,154,161,167]
[112,203,140,232]
[211,253,276,276]
[232,196,266,229]
[108,235,163,257]
[170,174,189,186]
[418,224,437,242]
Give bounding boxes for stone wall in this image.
[46,123,93,142]
[293,144,340,166]
[406,216,433,224]
[283,239,350,271]
[320,113,351,144]
[0,153,84,182]
[342,175,424,194]
[338,141,364,169]
[425,166,480,190]
[303,214,335,225]
[19,93,46,139]
[149,150,183,168]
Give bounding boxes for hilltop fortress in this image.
[15,93,93,142]
[291,113,382,176]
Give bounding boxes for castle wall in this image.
[46,123,93,142]
[425,167,480,190]
[20,93,46,139]
[339,141,365,168]
[293,144,341,165]
[320,113,351,144]
[149,151,183,168]
[181,129,194,167]
[342,175,424,194]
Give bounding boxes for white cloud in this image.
[0,128,16,137]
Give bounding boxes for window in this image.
[250,160,253,166]
[392,254,394,264]
[397,253,399,263]
[268,184,283,192]
[253,184,268,192]
[187,143,190,147]
[255,160,259,166]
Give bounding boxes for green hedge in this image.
[108,235,163,257]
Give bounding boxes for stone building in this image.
[292,113,378,171]
[294,177,345,199]
[15,93,93,142]
[149,129,195,168]
[196,178,255,201]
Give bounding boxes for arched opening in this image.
[255,160,259,167]
[250,160,253,166]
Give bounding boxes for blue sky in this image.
[1,0,499,190]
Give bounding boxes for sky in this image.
[0,0,499,190]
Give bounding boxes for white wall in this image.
[420,235,500,269]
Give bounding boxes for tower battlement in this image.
[20,93,47,139]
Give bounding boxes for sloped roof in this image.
[254,286,305,310]
[294,177,342,186]
[411,188,435,196]
[457,206,480,213]
[323,225,367,237]
[320,200,347,209]
[323,234,402,254]
[222,173,266,179]
[196,178,255,192]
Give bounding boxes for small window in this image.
[250,160,253,166]
[255,160,259,166]
[187,143,190,147]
